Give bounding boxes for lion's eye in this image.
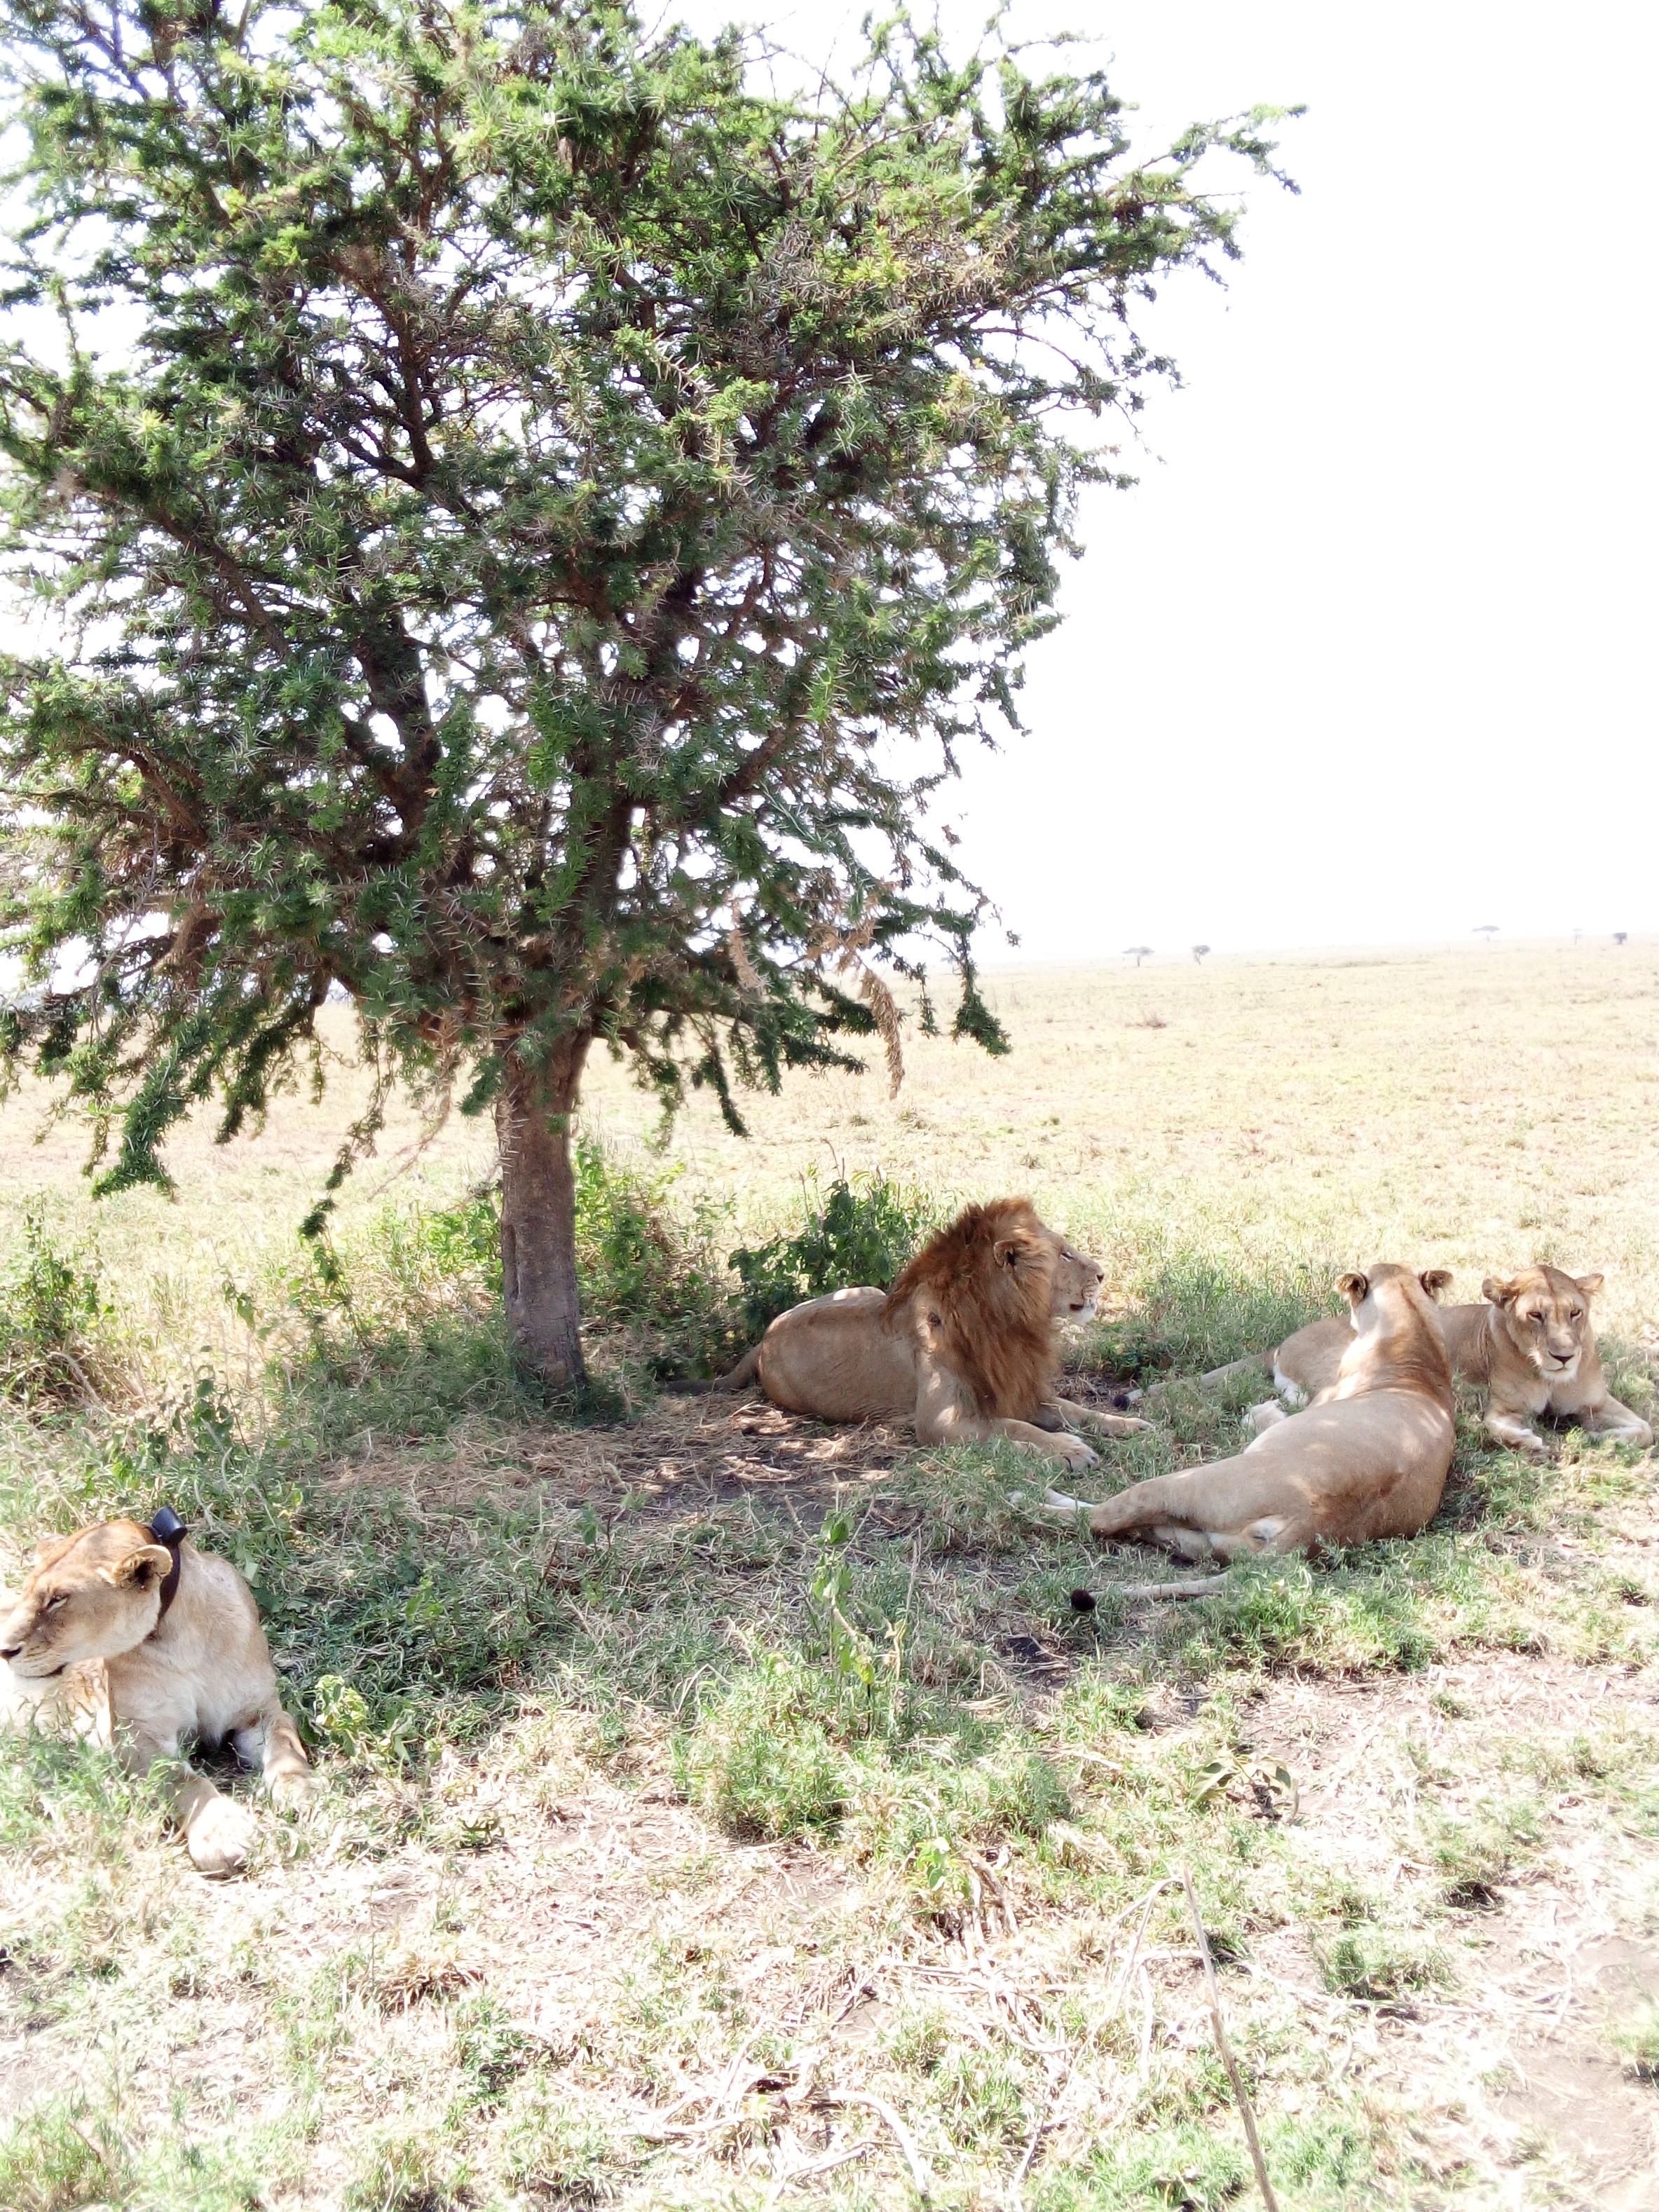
[43,1595,66,1613]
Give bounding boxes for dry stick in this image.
[814,2089,933,2201]
[1181,1869,1281,2212]
[1115,1575,1231,1603]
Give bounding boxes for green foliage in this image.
[0,0,1290,1318]
[275,1138,733,1398]
[730,1169,941,1335]
[571,1140,729,1354]
[0,1206,113,1408]
[675,1649,852,1841]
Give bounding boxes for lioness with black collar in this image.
[0,1510,310,1876]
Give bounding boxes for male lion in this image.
[1,1512,311,1876]
[717,1200,1145,1469]
[1037,1264,1456,1560]
[1272,1264,1651,1456]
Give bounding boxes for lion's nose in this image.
[0,1642,21,1662]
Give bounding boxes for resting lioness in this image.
[718,1201,1146,1470]
[1273,1265,1652,1456]
[1039,1264,1456,1560]
[0,1513,310,1876]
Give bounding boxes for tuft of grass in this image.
[1078,1243,1336,1382]
[0,2098,131,2212]
[498,2085,626,2203]
[1613,2000,1659,2081]
[1316,1923,1454,2004]
[341,2132,468,2212]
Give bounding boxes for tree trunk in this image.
[496,1035,591,1388]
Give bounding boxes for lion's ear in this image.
[1419,1269,1454,1301]
[1482,1276,1517,1308]
[1572,1272,1604,1300]
[992,1238,1019,1270]
[1335,1271,1369,1305]
[101,1544,172,1592]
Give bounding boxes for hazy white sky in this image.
[679,0,1659,957]
[4,6,1652,962]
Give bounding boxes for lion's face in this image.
[1482,1265,1600,1380]
[1051,1241,1106,1320]
[0,1521,172,1681]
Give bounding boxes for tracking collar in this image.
[147,1506,187,1627]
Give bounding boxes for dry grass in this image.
[1,939,1657,2210]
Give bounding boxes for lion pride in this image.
[718,1199,1145,1468]
[1271,1264,1651,1455]
[1039,1264,1456,1560]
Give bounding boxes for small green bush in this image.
[675,1651,851,1841]
[274,1135,735,1396]
[0,1206,116,1409]
[730,1168,941,1337]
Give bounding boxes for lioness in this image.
[0,1512,311,1876]
[718,1201,1146,1470]
[1273,1265,1651,1456]
[1039,1264,1456,1560]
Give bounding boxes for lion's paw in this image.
[267,1768,314,1815]
[1058,1438,1099,1473]
[186,1792,257,1877]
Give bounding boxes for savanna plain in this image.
[1,942,1656,2211]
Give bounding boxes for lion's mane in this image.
[884,1199,1060,1419]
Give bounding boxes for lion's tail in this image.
[657,1344,763,1396]
[712,1343,763,1393]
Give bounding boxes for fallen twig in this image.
[1112,1575,1230,1602]
[814,2088,933,2200]
[1182,1868,1280,2212]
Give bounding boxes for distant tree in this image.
[1192,944,1210,964]
[1572,927,1583,945]
[1614,932,1628,946]
[0,0,1291,1386]
[1124,946,1154,969]
[1473,925,1499,945]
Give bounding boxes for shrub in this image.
[675,1651,851,1841]
[730,1169,941,1338]
[0,1206,118,1409]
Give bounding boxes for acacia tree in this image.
[0,0,1288,1385]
